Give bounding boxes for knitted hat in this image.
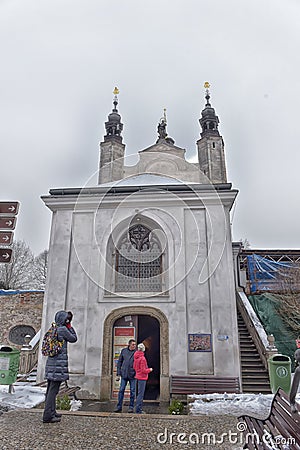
[138,343,145,352]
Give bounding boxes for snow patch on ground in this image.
[70,399,82,411]
[0,385,46,410]
[1,384,300,420]
[189,392,300,418]
[0,385,82,412]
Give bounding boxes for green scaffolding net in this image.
[248,293,299,371]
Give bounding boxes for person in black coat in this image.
[114,339,136,412]
[42,310,77,423]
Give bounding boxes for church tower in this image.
[98,87,125,184]
[197,83,227,183]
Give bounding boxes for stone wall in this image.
[0,291,44,348]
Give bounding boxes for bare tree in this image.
[239,238,251,249]
[276,265,300,333]
[33,250,48,289]
[0,240,36,289]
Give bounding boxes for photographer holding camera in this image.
[42,310,77,423]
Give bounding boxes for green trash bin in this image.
[0,346,20,385]
[268,354,291,394]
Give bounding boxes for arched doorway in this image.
[113,314,160,400]
[101,306,169,401]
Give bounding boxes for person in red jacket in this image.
[133,343,153,414]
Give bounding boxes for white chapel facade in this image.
[37,86,240,400]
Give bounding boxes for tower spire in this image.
[99,87,125,184]
[104,87,123,142]
[197,82,227,183]
[199,82,220,137]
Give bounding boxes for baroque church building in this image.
[37,86,240,400]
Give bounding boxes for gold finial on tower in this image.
[204,82,211,106]
[112,87,120,112]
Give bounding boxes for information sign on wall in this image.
[112,326,135,398]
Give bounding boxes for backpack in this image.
[41,322,64,357]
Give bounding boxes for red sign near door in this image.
[114,327,136,337]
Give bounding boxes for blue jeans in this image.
[135,379,146,413]
[117,377,136,410]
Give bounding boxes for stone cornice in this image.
[41,185,238,212]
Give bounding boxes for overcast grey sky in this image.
[1,0,299,255]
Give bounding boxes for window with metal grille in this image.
[115,224,162,292]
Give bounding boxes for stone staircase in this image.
[238,311,271,394]
[16,366,38,385]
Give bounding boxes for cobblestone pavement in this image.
[0,409,243,450]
